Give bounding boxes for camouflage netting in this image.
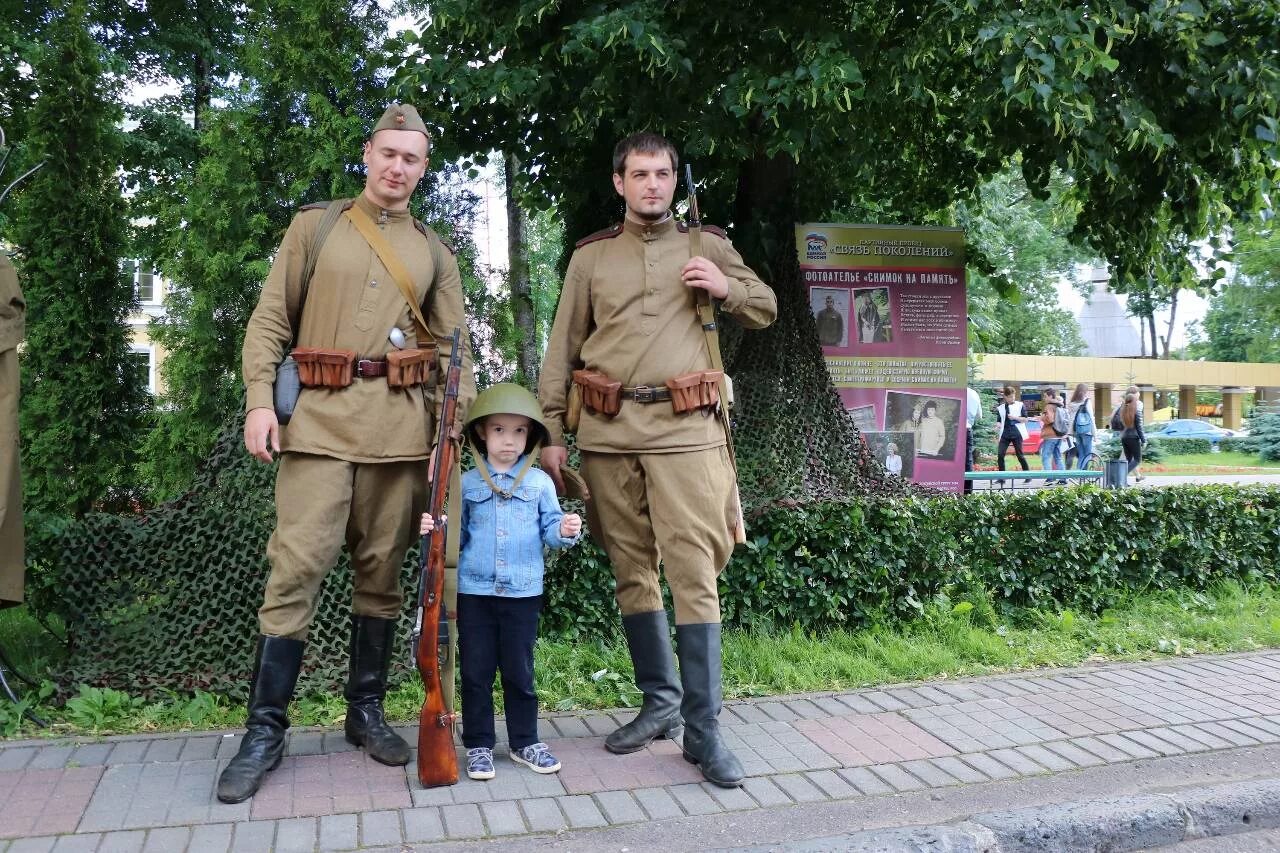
[28,250,913,698]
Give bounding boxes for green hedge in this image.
[1218,437,1256,454]
[540,485,1280,637]
[1149,436,1212,455]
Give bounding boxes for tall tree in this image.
[13,2,149,516]
[1186,220,1280,363]
[395,0,1279,501]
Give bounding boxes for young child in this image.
[420,383,581,781]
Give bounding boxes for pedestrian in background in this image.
[964,386,981,493]
[1067,383,1094,469]
[1115,392,1146,484]
[994,385,1029,484]
[1039,389,1066,484]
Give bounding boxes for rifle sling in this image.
[344,204,437,347]
[689,225,740,476]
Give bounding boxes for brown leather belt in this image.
[354,358,388,378]
[620,385,672,404]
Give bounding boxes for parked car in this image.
[1147,419,1240,445]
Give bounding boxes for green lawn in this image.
[6,582,1280,738]
[980,450,1280,476]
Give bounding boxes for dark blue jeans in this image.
[457,593,542,751]
[1075,432,1094,468]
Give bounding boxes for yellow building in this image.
[974,353,1280,429]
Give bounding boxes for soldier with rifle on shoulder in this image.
[538,132,777,788]
[219,103,476,804]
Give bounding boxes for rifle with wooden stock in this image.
[684,165,747,545]
[413,327,463,787]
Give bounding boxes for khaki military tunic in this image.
[538,216,776,623]
[0,254,23,608]
[242,193,476,642]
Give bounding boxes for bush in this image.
[1218,437,1256,454]
[1098,433,1167,463]
[1149,437,1212,455]
[1247,412,1280,462]
[540,485,1280,637]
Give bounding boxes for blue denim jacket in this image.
[457,457,578,597]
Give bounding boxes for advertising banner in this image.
[798,224,967,491]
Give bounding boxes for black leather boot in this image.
[676,622,744,788]
[344,614,411,766]
[605,611,684,754]
[216,635,305,804]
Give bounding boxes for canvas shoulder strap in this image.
[344,203,436,346]
[289,198,349,345]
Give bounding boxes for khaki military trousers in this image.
[581,447,736,625]
[0,347,23,608]
[259,452,459,705]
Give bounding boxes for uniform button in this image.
[648,289,656,295]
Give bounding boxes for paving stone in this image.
[287,732,325,757]
[1119,729,1185,757]
[7,839,56,853]
[741,776,793,807]
[705,782,756,811]
[360,810,402,847]
[897,759,957,787]
[50,836,100,853]
[772,772,828,802]
[1041,741,1106,768]
[550,717,591,739]
[141,827,190,853]
[27,746,74,769]
[987,747,1049,775]
[1094,733,1159,760]
[186,823,233,853]
[68,744,113,767]
[441,803,485,839]
[401,807,444,843]
[836,766,896,795]
[480,801,526,836]
[594,790,646,824]
[557,794,608,827]
[580,714,617,737]
[96,830,145,853]
[666,783,723,816]
[1219,718,1279,743]
[927,755,988,783]
[784,699,830,720]
[1011,744,1078,772]
[804,769,859,799]
[318,814,358,850]
[860,691,909,712]
[956,752,1020,781]
[272,818,316,853]
[1191,721,1261,747]
[178,738,219,762]
[833,694,887,715]
[1071,736,1131,763]
[141,739,183,763]
[230,820,276,852]
[633,786,684,819]
[0,747,35,771]
[755,701,799,722]
[868,764,927,792]
[520,798,567,833]
[410,786,456,807]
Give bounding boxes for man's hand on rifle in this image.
[682,256,728,300]
[419,513,446,535]
[540,446,568,495]
[244,407,280,463]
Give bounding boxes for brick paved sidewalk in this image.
[3,651,1280,851]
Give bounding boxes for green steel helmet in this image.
[464,382,549,453]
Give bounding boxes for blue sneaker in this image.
[466,747,495,780]
[510,742,561,774]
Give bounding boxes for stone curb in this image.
[731,777,1280,852]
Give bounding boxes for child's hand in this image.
[561,513,582,539]
[419,513,446,535]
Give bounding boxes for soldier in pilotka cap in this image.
[218,103,476,804]
[538,132,776,787]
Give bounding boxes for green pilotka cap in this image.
[371,103,430,142]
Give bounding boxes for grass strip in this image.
[4,581,1280,739]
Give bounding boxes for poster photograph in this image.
[809,287,849,348]
[862,431,916,480]
[799,223,967,491]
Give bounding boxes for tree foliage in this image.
[1186,220,1280,363]
[959,166,1090,356]
[12,1,149,516]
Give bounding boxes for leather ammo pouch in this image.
[665,369,723,415]
[291,347,356,388]
[386,345,437,389]
[572,369,621,417]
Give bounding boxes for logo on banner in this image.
[805,232,829,261]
